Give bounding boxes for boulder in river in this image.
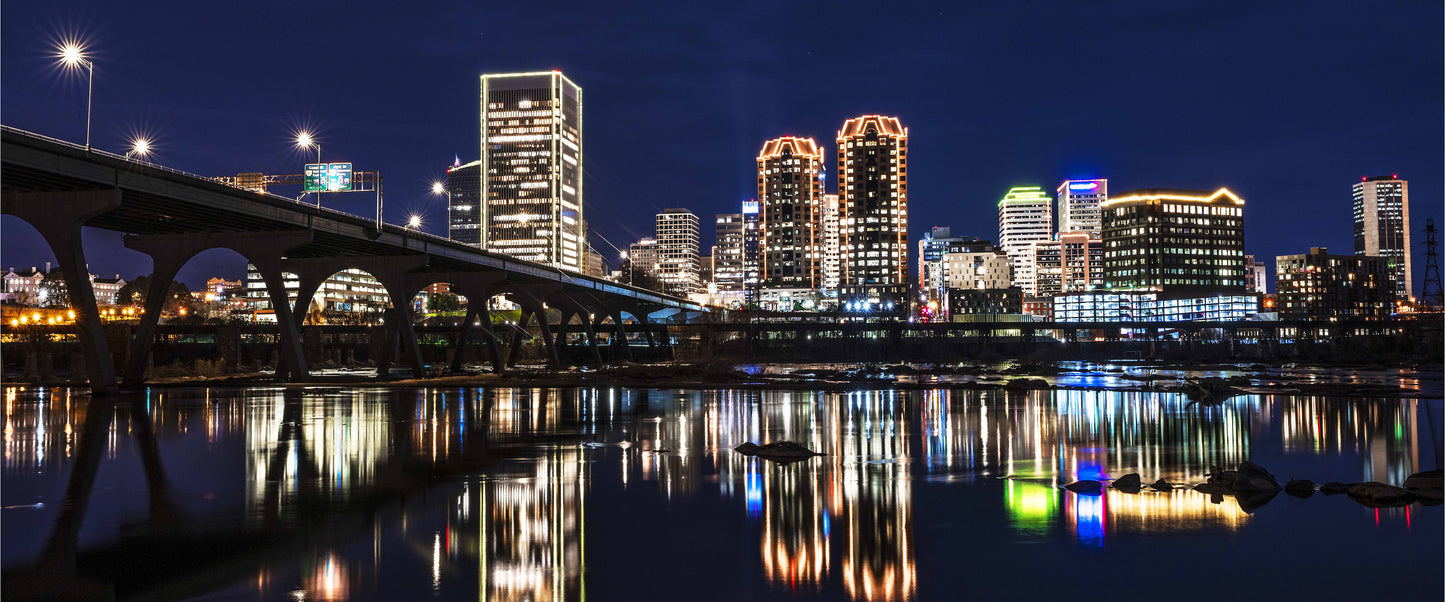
[1149,478,1173,492]
[733,441,824,463]
[1235,489,1280,514]
[1065,480,1103,495]
[1347,482,1416,507]
[1414,488,1443,506]
[1403,469,1443,490]
[1232,461,1281,492]
[1319,482,1352,495]
[1111,473,1142,493]
[1284,479,1315,498]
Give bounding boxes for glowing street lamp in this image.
[431,181,450,240]
[56,41,95,150]
[295,131,320,163]
[408,214,422,230]
[125,136,151,160]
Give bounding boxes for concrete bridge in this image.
[1,126,711,394]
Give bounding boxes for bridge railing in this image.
[2,125,705,311]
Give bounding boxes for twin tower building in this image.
[449,71,910,305]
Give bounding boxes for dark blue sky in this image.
[3,1,1441,294]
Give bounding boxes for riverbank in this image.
[18,359,1439,399]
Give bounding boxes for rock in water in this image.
[1232,461,1281,492]
[1347,482,1416,507]
[1284,479,1315,498]
[1403,469,1444,490]
[733,441,823,462]
[1319,482,1352,495]
[1065,480,1104,495]
[1415,488,1444,506]
[1111,473,1142,493]
[1149,478,1173,492]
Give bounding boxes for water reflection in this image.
[0,385,1435,601]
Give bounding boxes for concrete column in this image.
[3,190,122,395]
[507,307,534,368]
[450,305,478,372]
[120,231,314,386]
[252,256,309,381]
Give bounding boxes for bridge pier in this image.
[120,231,314,386]
[447,276,507,374]
[2,190,122,395]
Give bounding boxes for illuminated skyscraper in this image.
[997,187,1053,295]
[1353,176,1411,299]
[480,71,583,272]
[1058,179,1107,237]
[837,115,909,286]
[757,136,824,288]
[655,208,700,294]
[446,159,482,245]
[713,212,747,291]
[1102,188,1246,292]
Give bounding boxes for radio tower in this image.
[1423,219,1442,308]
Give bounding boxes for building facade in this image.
[918,227,994,294]
[946,287,1023,321]
[655,208,700,294]
[1032,232,1103,297]
[626,237,657,280]
[1276,247,1394,321]
[1053,291,1259,322]
[941,251,1012,291]
[997,186,1054,295]
[245,266,391,322]
[757,137,824,288]
[1101,188,1246,293]
[1244,254,1270,294]
[837,115,909,287]
[480,71,584,272]
[1352,176,1411,299]
[713,213,747,291]
[1057,179,1107,237]
[821,193,842,291]
[445,159,482,245]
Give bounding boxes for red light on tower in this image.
[1392,174,1398,179]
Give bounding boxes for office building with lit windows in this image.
[997,186,1053,295]
[1032,231,1103,297]
[1276,247,1393,321]
[480,71,584,272]
[1057,179,1107,237]
[445,159,481,245]
[713,212,748,291]
[655,208,700,294]
[1101,188,1246,294]
[1352,176,1411,300]
[757,136,824,289]
[918,226,993,295]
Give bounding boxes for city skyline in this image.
[1,2,1440,295]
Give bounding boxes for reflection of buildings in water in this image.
[760,462,831,590]
[472,447,586,602]
[1062,488,1254,548]
[1279,396,1420,486]
[3,387,80,475]
[1005,480,1060,538]
[835,391,915,601]
[920,389,1257,485]
[243,391,391,524]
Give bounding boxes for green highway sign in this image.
[304,162,354,192]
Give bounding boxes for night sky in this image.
[3,1,1441,295]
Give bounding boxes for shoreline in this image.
[10,359,1440,399]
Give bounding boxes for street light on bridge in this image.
[408,214,423,230]
[125,136,151,160]
[431,181,450,239]
[295,131,320,163]
[55,41,95,150]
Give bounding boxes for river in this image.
[2,383,1440,600]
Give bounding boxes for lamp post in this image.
[57,43,94,150]
[432,181,450,240]
[407,214,422,231]
[296,131,321,206]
